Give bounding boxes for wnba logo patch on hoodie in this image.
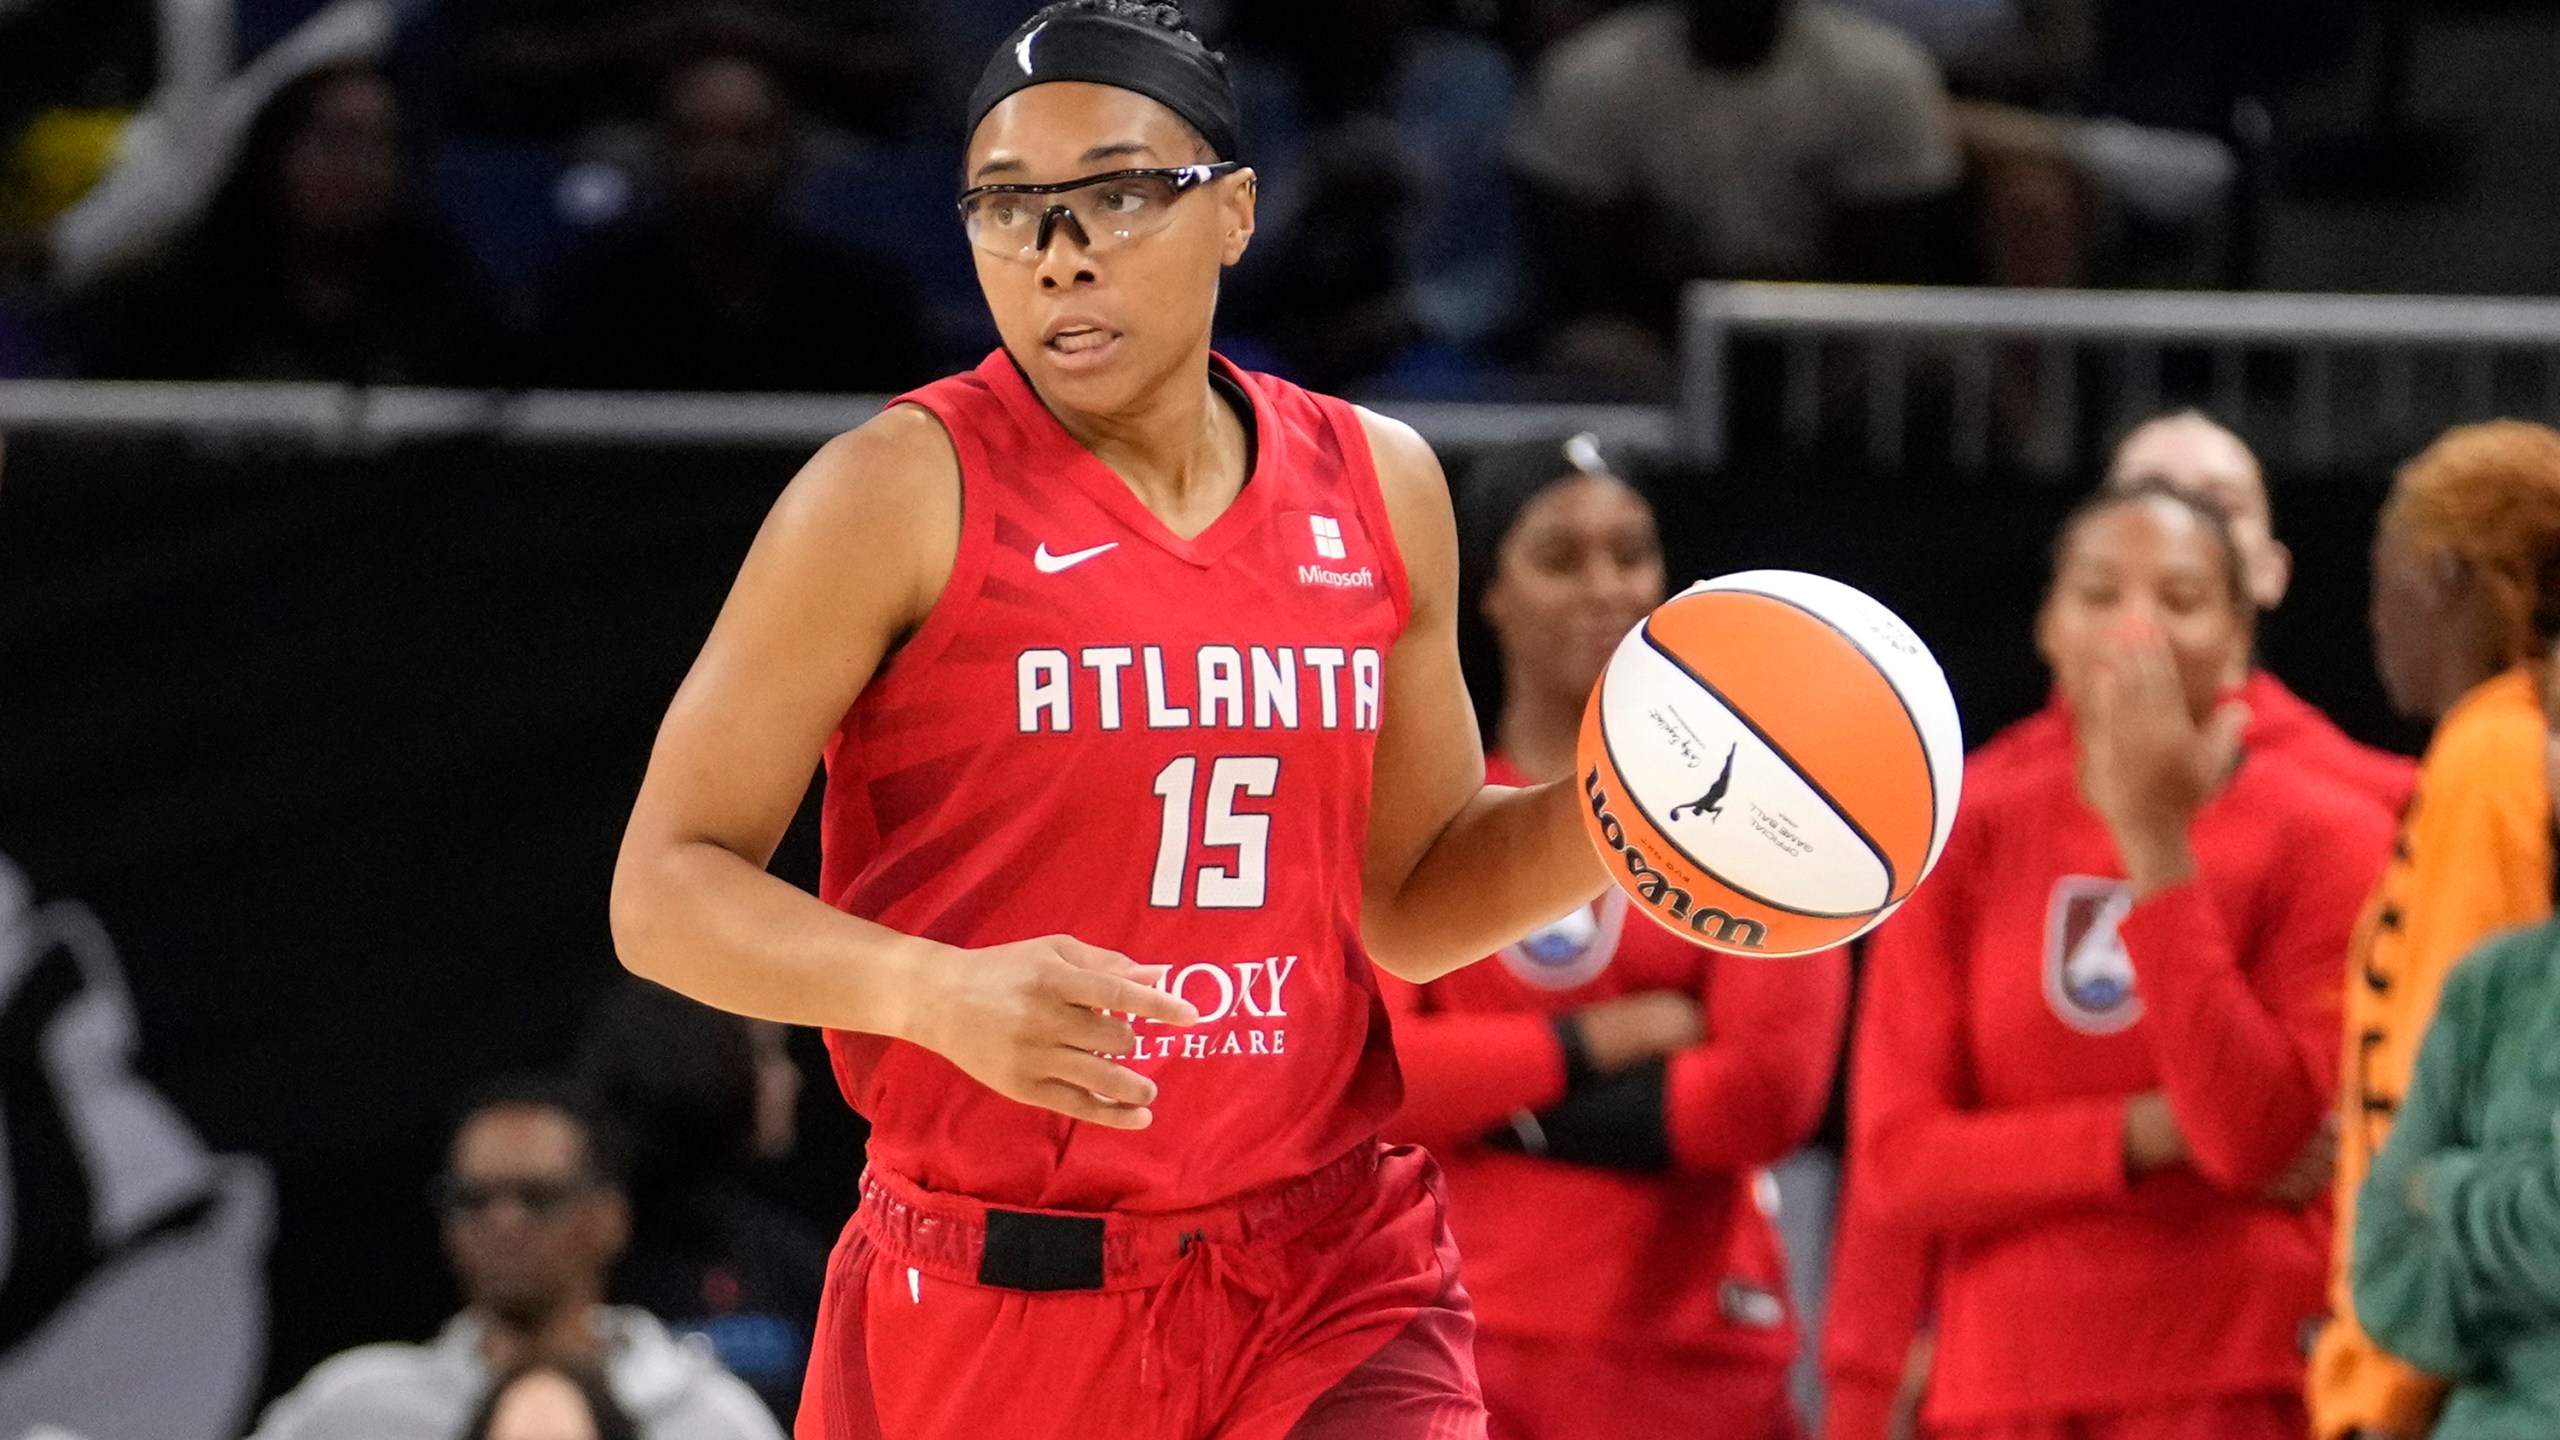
[1498,889,1629,991]
[2044,876,2144,1034]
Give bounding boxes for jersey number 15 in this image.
[1149,756,1278,909]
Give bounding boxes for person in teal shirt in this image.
[2354,654,2560,1440]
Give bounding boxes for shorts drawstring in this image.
[1139,1227,1283,1408]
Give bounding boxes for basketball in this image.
[1576,571,1964,957]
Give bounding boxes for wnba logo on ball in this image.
[1583,768,1770,950]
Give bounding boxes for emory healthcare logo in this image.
[2044,875,2143,1034]
[1499,889,1629,990]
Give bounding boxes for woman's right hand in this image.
[1570,990,1705,1073]
[901,935,1200,1130]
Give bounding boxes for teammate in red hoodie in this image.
[1846,482,2392,1440]
[1822,413,2408,1440]
[1380,437,1847,1440]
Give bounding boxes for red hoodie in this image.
[1848,743,2390,1422]
[1821,674,2410,1437]
[1380,756,1849,1364]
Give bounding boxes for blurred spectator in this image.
[1848,483,2390,1439]
[577,982,826,1424]
[1508,0,1963,389]
[70,62,510,384]
[463,1362,643,1440]
[2352,655,2560,1440]
[2314,421,2560,1440]
[245,1075,784,1440]
[1222,0,1527,391]
[538,43,928,392]
[444,0,917,141]
[1382,436,1847,1438]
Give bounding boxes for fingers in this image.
[2117,632,2185,718]
[1051,1048,1159,1107]
[1048,955,1200,1027]
[2201,699,2251,766]
[1055,1005,1140,1058]
[1029,1079,1155,1130]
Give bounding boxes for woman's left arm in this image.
[1354,409,1610,982]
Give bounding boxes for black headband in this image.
[966,9,1240,163]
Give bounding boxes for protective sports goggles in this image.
[957,162,1244,260]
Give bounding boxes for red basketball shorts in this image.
[796,1142,1487,1440]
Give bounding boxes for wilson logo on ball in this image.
[1584,767,1770,950]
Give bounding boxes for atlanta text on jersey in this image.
[1017,644,1386,734]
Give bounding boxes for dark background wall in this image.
[0,430,2413,1404]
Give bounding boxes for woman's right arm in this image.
[609,411,1196,1129]
[1852,819,2139,1236]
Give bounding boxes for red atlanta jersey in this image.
[1380,755,1848,1365]
[1848,746,2390,1423]
[816,351,1411,1214]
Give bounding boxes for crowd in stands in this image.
[0,0,2337,396]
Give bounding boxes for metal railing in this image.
[1680,282,2560,474]
[0,382,1673,458]
[22,283,2560,480]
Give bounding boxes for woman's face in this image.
[486,1371,599,1440]
[2369,503,2469,720]
[2038,496,2249,724]
[1481,474,1667,712]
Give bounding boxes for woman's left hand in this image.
[2077,618,2247,895]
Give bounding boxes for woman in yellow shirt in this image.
[2313,420,2560,1440]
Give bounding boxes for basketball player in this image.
[610,5,1612,1437]
[1848,483,2391,1440]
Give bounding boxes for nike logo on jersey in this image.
[1034,540,1118,574]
